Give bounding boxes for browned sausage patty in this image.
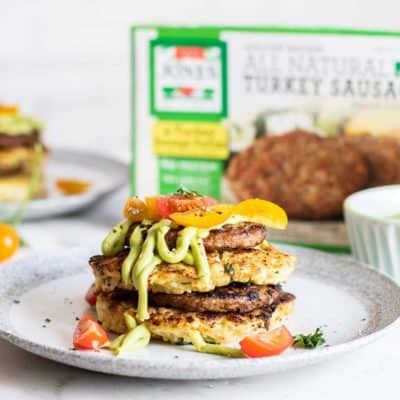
[0,165,24,177]
[127,222,267,251]
[227,130,368,220]
[342,134,400,187]
[0,131,40,149]
[150,283,286,313]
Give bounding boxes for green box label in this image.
[158,157,223,198]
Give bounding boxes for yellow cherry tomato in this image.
[233,199,288,230]
[56,179,91,195]
[0,104,19,116]
[170,204,234,228]
[0,224,20,262]
[124,197,148,222]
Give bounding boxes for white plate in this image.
[0,245,399,380]
[0,149,128,220]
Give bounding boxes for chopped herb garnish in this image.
[294,327,326,349]
[224,264,235,276]
[173,185,201,197]
[175,337,188,345]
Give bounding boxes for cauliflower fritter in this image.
[96,291,295,344]
[90,244,297,295]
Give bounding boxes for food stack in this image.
[89,193,297,351]
[0,105,46,202]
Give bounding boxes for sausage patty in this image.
[0,131,40,149]
[150,283,286,313]
[127,221,267,251]
[342,134,400,187]
[227,130,368,220]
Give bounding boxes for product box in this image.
[131,26,400,250]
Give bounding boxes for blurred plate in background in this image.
[0,149,129,220]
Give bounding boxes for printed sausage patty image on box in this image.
[131,26,400,250]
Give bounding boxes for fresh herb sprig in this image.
[173,185,201,197]
[293,327,326,349]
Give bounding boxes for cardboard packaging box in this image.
[131,26,400,250]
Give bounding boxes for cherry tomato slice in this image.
[56,179,91,196]
[73,314,109,351]
[240,326,294,358]
[124,197,147,221]
[0,223,20,262]
[156,195,218,219]
[144,196,162,220]
[85,284,97,306]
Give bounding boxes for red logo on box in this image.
[175,46,205,60]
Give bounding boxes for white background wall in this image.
[1,0,400,160]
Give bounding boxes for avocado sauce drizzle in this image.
[102,218,212,321]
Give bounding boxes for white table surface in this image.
[1,187,399,400]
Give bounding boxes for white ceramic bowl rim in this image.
[344,185,400,225]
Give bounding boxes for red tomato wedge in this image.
[85,284,97,306]
[156,195,218,219]
[240,326,294,358]
[73,314,109,351]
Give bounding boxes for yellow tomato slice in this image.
[170,204,234,228]
[233,199,288,229]
[56,179,91,195]
[0,104,19,116]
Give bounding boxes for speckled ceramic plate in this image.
[0,149,128,220]
[0,245,399,380]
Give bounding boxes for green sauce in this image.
[108,312,151,356]
[0,115,43,135]
[121,225,144,284]
[11,144,44,226]
[189,331,244,358]
[101,218,212,321]
[101,219,132,257]
[156,223,197,263]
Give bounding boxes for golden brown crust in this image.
[96,291,295,344]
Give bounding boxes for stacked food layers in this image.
[89,194,297,347]
[0,106,46,202]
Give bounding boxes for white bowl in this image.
[344,185,400,282]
